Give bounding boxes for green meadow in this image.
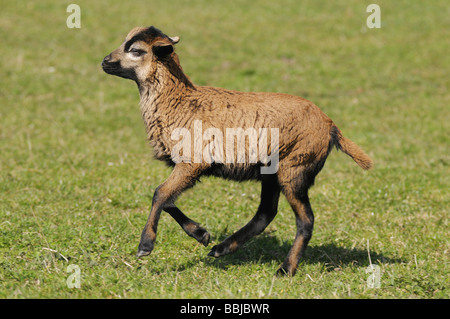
[0,0,448,298]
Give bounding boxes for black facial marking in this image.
[102,60,137,81]
[124,26,169,52]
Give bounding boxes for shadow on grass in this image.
[200,232,405,272]
[152,231,405,274]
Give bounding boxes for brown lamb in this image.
[102,26,373,276]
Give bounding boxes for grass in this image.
[0,0,448,298]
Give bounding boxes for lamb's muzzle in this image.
[102,26,373,276]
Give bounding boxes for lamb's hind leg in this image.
[208,175,280,257]
[277,184,314,276]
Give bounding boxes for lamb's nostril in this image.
[103,54,112,63]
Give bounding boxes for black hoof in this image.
[207,242,234,257]
[276,266,295,277]
[276,267,288,276]
[184,223,211,247]
[207,245,219,257]
[137,237,154,258]
[136,249,152,257]
[191,227,211,247]
[200,232,210,247]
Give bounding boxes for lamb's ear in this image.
[169,36,180,44]
[152,41,174,58]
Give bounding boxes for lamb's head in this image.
[102,26,180,83]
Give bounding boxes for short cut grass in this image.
[0,0,448,298]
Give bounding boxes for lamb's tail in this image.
[330,125,373,170]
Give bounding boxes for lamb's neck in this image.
[137,67,194,142]
[139,80,187,122]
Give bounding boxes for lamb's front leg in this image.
[164,205,210,247]
[137,164,202,257]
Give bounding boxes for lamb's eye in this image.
[129,48,145,57]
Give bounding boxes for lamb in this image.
[102,26,373,276]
